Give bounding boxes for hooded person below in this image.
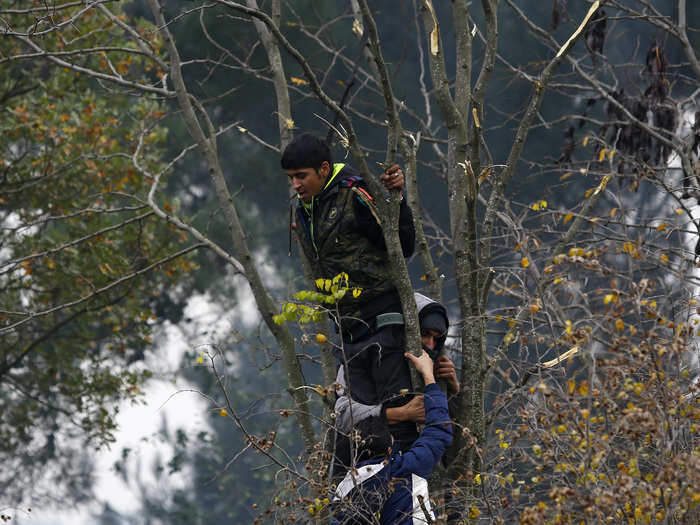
[413,292,448,358]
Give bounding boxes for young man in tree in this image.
[333,292,459,441]
[282,132,417,443]
[331,349,453,525]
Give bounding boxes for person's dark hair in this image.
[280,133,332,170]
[335,416,392,468]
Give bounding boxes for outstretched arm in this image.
[397,351,453,478]
[334,365,427,428]
[404,349,436,385]
[385,395,425,424]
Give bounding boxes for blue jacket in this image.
[332,383,453,524]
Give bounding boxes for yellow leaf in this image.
[290,76,308,86]
[584,188,594,198]
[565,320,573,335]
[659,253,669,264]
[598,148,607,162]
[477,166,492,185]
[284,117,294,130]
[219,408,228,417]
[560,172,573,181]
[563,213,574,224]
[608,149,616,161]
[315,278,324,290]
[352,288,362,298]
[315,333,327,343]
[351,18,363,37]
[553,277,563,285]
[582,136,590,147]
[472,107,481,129]
[568,379,576,394]
[615,318,624,331]
[656,222,668,231]
[603,293,617,304]
[520,257,530,268]
[675,208,684,215]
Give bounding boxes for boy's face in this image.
[286,161,330,203]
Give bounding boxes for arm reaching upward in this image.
[404,350,436,385]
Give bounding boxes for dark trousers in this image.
[336,324,418,447]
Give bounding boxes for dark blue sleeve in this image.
[394,383,453,479]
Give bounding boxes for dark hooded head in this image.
[415,293,449,359]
